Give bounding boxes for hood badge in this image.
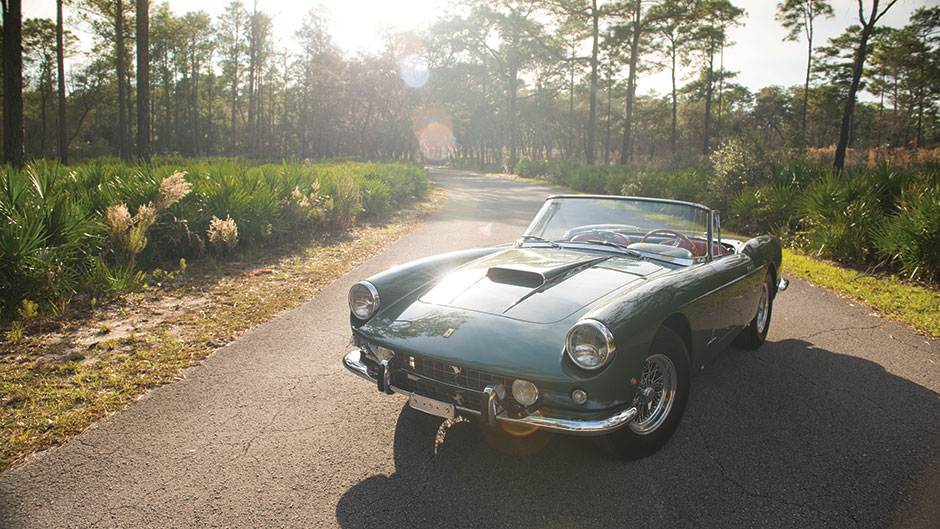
[443,328,455,338]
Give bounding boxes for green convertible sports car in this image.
[343,195,787,458]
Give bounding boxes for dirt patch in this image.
[0,186,446,470]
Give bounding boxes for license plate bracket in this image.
[409,393,455,420]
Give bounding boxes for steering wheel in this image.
[640,229,700,257]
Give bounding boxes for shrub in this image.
[708,136,772,212]
[797,171,884,263]
[514,158,550,179]
[360,179,391,217]
[0,159,428,317]
[873,184,940,280]
[731,184,798,236]
[84,256,145,298]
[0,162,101,313]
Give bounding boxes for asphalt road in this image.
[1,169,938,528]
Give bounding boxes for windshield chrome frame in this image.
[534,195,718,263]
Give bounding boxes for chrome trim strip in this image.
[484,386,498,427]
[344,349,376,382]
[379,357,393,395]
[343,349,638,435]
[545,194,711,212]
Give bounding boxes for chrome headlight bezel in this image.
[565,319,616,370]
[348,281,380,320]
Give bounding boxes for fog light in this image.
[511,379,539,406]
[571,388,588,405]
[373,345,394,362]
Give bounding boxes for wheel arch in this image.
[767,262,779,297]
[660,313,692,363]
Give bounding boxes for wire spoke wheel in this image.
[755,282,769,334]
[629,353,677,435]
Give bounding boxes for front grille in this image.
[390,354,514,411]
[407,356,513,392]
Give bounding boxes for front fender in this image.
[351,247,503,327]
[740,235,783,284]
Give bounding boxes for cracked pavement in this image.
[1,169,938,528]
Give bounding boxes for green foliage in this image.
[797,170,886,263]
[514,159,550,179]
[0,159,428,317]
[83,257,145,299]
[360,179,392,218]
[514,159,709,202]
[515,152,939,283]
[708,136,772,212]
[0,162,101,313]
[731,184,798,235]
[873,183,940,280]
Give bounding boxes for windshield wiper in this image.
[583,239,642,257]
[517,234,560,248]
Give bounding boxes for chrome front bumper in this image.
[343,349,637,435]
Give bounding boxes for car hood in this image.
[417,247,664,324]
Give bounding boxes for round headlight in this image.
[565,319,615,370]
[348,281,379,320]
[511,379,540,406]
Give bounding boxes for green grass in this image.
[783,248,940,338]
[487,171,581,194]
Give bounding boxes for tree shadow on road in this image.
[335,338,940,528]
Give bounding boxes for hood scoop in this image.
[486,267,544,288]
[421,250,635,323]
[486,255,609,290]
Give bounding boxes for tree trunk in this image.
[508,65,518,171]
[586,1,599,165]
[116,0,129,161]
[207,65,214,155]
[915,47,926,149]
[833,24,873,170]
[136,0,150,162]
[2,0,25,168]
[670,46,677,154]
[619,2,641,165]
[716,44,724,143]
[568,49,574,160]
[231,19,239,156]
[604,65,612,164]
[834,0,896,170]
[40,85,49,154]
[247,18,256,156]
[801,28,812,135]
[702,48,714,156]
[192,52,199,156]
[56,0,68,164]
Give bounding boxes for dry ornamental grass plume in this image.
[291,186,311,208]
[105,172,193,263]
[155,171,193,210]
[208,215,239,253]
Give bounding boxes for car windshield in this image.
[522,196,711,258]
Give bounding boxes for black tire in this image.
[606,327,690,460]
[734,271,775,349]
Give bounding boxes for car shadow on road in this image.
[335,338,939,528]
